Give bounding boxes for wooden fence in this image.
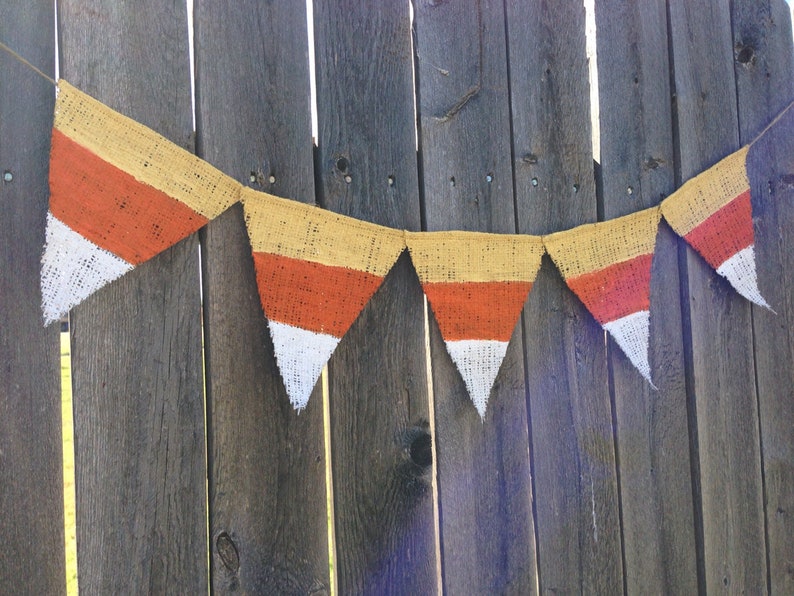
[2,1,793,593]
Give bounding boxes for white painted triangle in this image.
[603,310,656,387]
[716,245,771,308]
[444,339,509,418]
[40,212,134,325]
[267,320,340,410]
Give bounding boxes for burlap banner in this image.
[42,80,778,415]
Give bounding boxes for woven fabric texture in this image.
[544,209,661,382]
[54,81,241,219]
[661,146,749,235]
[243,187,406,408]
[406,231,544,415]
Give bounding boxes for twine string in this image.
[0,38,57,86]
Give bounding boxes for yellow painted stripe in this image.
[242,187,406,276]
[406,230,544,283]
[543,208,661,279]
[661,146,749,236]
[54,80,241,219]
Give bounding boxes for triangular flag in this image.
[243,188,406,410]
[407,231,544,417]
[42,80,240,324]
[661,146,769,308]
[544,209,661,385]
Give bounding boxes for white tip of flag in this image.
[444,339,509,418]
[268,320,340,410]
[716,245,771,309]
[603,310,656,388]
[40,212,134,325]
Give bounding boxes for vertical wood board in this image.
[595,1,698,592]
[194,2,330,593]
[732,2,794,592]
[506,1,624,592]
[668,0,767,591]
[313,1,437,593]
[0,3,65,593]
[413,0,538,593]
[58,1,208,592]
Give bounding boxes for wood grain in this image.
[732,2,794,592]
[668,0,767,591]
[506,1,624,592]
[58,1,207,592]
[0,3,64,593]
[595,1,698,592]
[413,0,538,592]
[313,1,437,592]
[193,2,330,593]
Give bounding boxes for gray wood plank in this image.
[732,2,794,592]
[0,4,65,593]
[506,1,624,592]
[412,0,538,593]
[58,2,207,592]
[193,2,330,593]
[312,1,437,592]
[668,0,767,591]
[595,1,698,592]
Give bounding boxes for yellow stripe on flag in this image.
[54,80,241,219]
[661,146,750,236]
[543,208,661,280]
[242,187,406,276]
[406,231,544,283]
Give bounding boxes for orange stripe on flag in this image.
[422,281,532,342]
[684,190,753,269]
[252,252,384,337]
[49,129,208,265]
[566,254,653,324]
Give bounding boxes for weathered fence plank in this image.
[595,1,698,592]
[506,1,624,592]
[668,0,767,591]
[732,2,794,593]
[412,0,538,593]
[0,4,64,593]
[58,2,207,592]
[313,1,437,592]
[193,2,331,593]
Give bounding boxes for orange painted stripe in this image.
[49,128,208,265]
[252,251,384,337]
[422,281,532,342]
[684,190,753,269]
[566,253,653,324]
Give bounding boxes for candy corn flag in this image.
[544,209,661,385]
[661,146,769,308]
[406,231,544,417]
[243,188,406,410]
[41,80,240,324]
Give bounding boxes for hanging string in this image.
[749,97,794,146]
[0,38,57,86]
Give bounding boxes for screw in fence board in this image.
[732,2,794,593]
[312,1,437,593]
[193,2,332,593]
[668,1,767,592]
[57,2,208,593]
[595,1,698,593]
[0,4,65,593]
[412,0,539,593]
[506,0,624,592]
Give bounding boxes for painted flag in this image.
[41,80,240,324]
[243,188,406,410]
[544,209,661,385]
[406,231,544,417]
[661,146,769,308]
